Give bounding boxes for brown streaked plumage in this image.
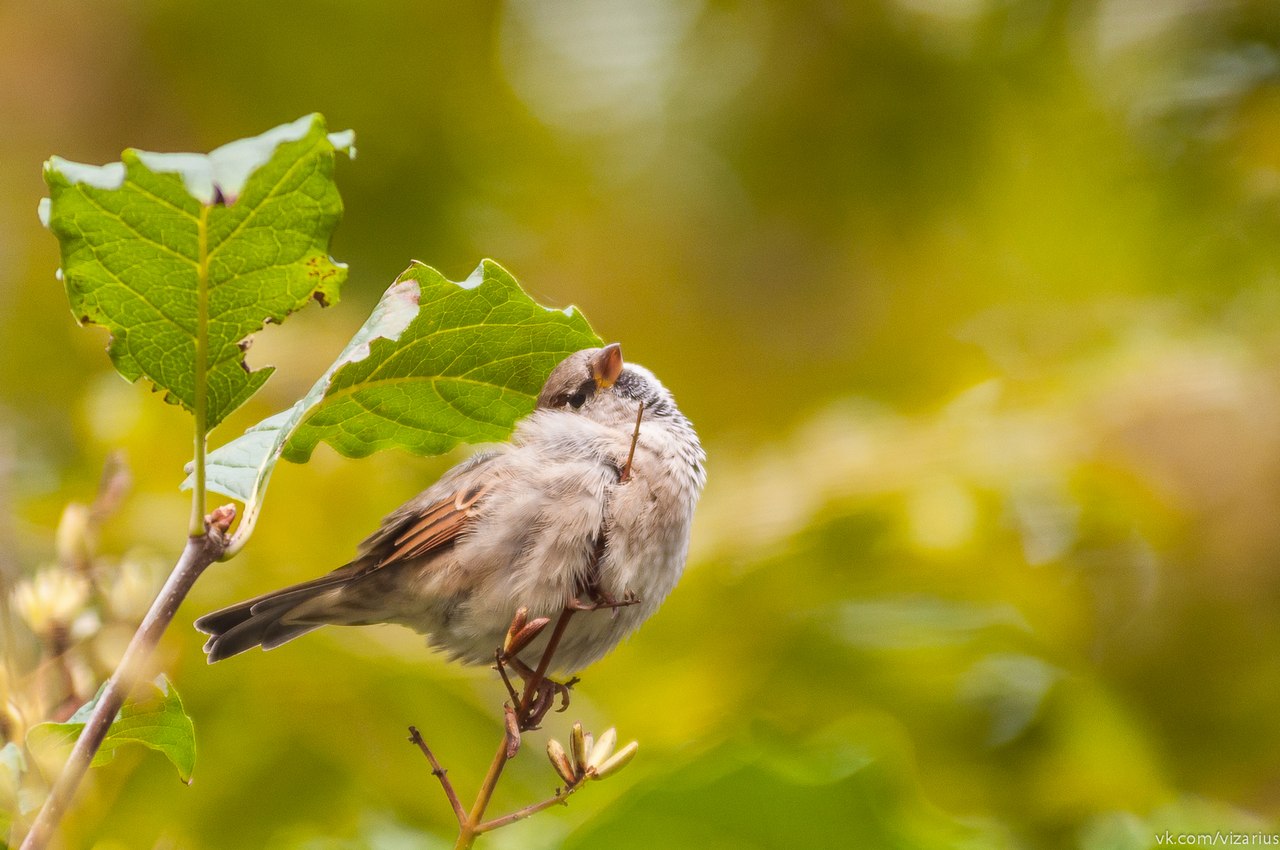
[195,343,705,672]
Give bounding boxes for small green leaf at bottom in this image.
[26,676,196,784]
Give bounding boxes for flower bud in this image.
[590,740,638,780]
[503,607,529,652]
[103,555,159,622]
[55,503,93,571]
[546,738,577,785]
[570,721,588,772]
[587,727,617,771]
[504,617,551,658]
[12,567,90,639]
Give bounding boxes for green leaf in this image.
[41,113,354,429]
[285,259,602,460]
[26,677,196,784]
[194,259,600,550]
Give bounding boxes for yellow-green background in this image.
[4,1,1280,847]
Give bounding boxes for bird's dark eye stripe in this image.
[549,378,601,410]
[561,378,595,409]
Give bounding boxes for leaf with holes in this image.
[284,259,601,460]
[40,113,354,429]
[193,259,600,550]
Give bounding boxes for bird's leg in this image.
[574,536,641,616]
[493,607,577,727]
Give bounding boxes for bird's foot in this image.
[570,588,641,616]
[494,653,579,730]
[524,674,579,729]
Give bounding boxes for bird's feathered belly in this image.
[404,425,700,672]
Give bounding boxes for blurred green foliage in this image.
[26,678,195,785]
[3,1,1280,848]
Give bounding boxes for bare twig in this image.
[494,650,521,706]
[568,590,641,613]
[409,606,580,850]
[475,780,585,833]
[18,508,234,850]
[415,528,642,849]
[618,401,644,484]
[502,705,521,759]
[515,607,576,730]
[462,609,576,842]
[408,726,466,826]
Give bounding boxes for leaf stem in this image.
[188,205,211,538]
[18,521,230,850]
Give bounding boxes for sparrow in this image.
[195,343,706,673]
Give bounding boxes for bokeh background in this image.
[4,0,1280,847]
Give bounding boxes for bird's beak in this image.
[592,343,623,390]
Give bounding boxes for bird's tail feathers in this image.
[195,575,350,663]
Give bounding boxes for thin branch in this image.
[445,607,577,850]
[408,726,466,826]
[18,509,234,850]
[454,737,510,849]
[476,780,585,834]
[494,649,521,706]
[618,401,644,484]
[501,705,521,759]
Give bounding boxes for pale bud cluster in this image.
[2,455,158,746]
[11,567,90,641]
[546,722,639,786]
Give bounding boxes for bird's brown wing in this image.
[198,478,489,629]
[195,451,502,660]
[351,449,500,571]
[376,482,488,566]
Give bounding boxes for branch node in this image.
[205,503,237,537]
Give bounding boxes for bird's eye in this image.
[568,391,587,409]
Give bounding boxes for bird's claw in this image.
[495,652,580,730]
[523,675,578,728]
[570,589,641,617]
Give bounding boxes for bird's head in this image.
[536,343,679,422]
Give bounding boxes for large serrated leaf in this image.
[26,677,196,784]
[285,259,602,460]
[40,113,354,429]
[194,259,600,551]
